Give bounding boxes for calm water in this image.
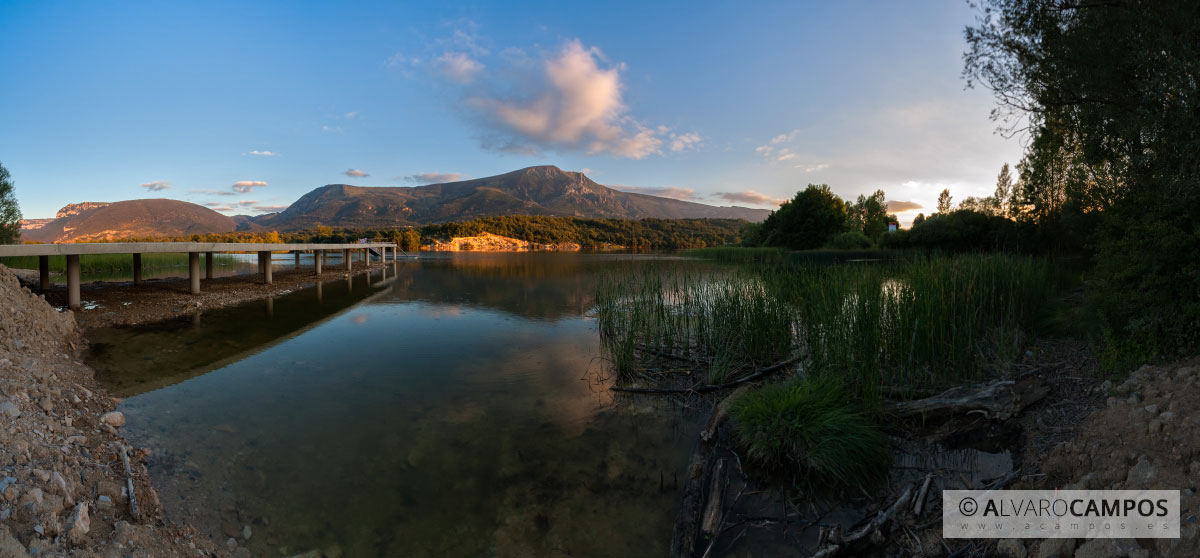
[85,253,706,557]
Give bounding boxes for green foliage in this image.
[880,210,1026,252]
[730,377,887,489]
[826,231,873,250]
[54,216,751,251]
[965,0,1200,366]
[0,161,21,245]
[846,189,892,239]
[759,185,849,250]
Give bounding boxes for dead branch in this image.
[882,376,1048,421]
[613,356,801,395]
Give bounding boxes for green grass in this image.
[598,252,1061,397]
[1,253,239,274]
[730,376,888,489]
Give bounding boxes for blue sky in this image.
[0,1,1022,224]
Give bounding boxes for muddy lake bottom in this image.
[83,253,708,556]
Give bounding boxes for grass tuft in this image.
[730,376,888,489]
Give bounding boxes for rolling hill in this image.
[23,199,238,243]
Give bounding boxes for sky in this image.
[0,1,1023,225]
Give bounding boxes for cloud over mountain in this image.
[404,172,466,185]
[715,190,784,207]
[232,180,268,193]
[140,180,171,191]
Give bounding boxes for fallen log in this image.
[612,356,802,395]
[700,459,727,537]
[882,376,1048,421]
[814,483,915,557]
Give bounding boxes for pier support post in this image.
[189,252,201,294]
[38,255,49,290]
[315,250,322,275]
[263,252,273,284]
[66,255,80,309]
[344,249,351,271]
[133,253,142,286]
[205,252,214,280]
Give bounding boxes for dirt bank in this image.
[13,261,397,330]
[0,264,223,556]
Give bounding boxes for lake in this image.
[85,253,708,557]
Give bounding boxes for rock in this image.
[64,502,89,542]
[998,538,1027,558]
[0,525,27,557]
[232,548,252,558]
[1126,456,1157,487]
[100,411,125,428]
[37,397,52,412]
[0,400,19,419]
[242,524,252,540]
[1190,462,1200,477]
[1126,394,1141,405]
[1148,420,1163,434]
[1037,538,1077,558]
[1143,404,1159,415]
[50,471,73,504]
[96,495,113,511]
[286,551,322,558]
[1159,411,1175,422]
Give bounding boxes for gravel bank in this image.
[0,264,224,556]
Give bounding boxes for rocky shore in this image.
[0,264,221,556]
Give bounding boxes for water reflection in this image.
[87,253,706,557]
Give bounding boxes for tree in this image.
[936,189,953,214]
[965,0,1200,364]
[847,189,890,239]
[759,184,849,250]
[0,161,21,244]
[994,163,1014,217]
[912,213,926,226]
[399,229,421,252]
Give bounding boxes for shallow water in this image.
[86,253,705,557]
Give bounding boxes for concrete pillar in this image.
[344,249,351,271]
[38,255,49,290]
[205,252,214,280]
[263,252,273,284]
[295,251,301,269]
[316,280,323,303]
[66,255,80,309]
[133,253,142,286]
[189,252,200,294]
[315,250,323,275]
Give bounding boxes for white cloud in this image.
[887,200,923,213]
[247,150,278,157]
[321,125,343,133]
[669,132,703,152]
[796,163,829,172]
[404,172,466,184]
[345,169,369,177]
[344,112,357,119]
[434,52,483,84]
[232,180,268,193]
[140,180,171,191]
[460,40,667,159]
[714,190,785,207]
[253,204,287,213]
[611,185,699,201]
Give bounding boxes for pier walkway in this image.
[0,242,399,308]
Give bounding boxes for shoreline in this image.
[12,260,401,330]
[0,264,224,556]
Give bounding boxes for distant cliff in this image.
[22,199,237,242]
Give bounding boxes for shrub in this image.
[825,231,872,250]
[730,377,888,489]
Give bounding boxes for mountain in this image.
[252,166,770,230]
[23,199,237,243]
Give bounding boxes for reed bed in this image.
[596,253,1060,398]
[0,253,238,274]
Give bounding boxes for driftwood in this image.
[813,484,915,557]
[116,443,141,520]
[669,386,753,558]
[882,376,1048,421]
[700,459,727,537]
[612,356,802,395]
